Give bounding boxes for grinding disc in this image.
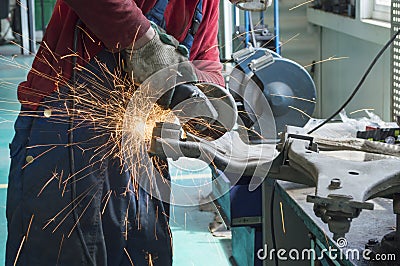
[229,48,316,135]
[252,57,316,133]
[184,83,238,140]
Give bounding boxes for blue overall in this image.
[6,1,203,265]
[146,0,203,56]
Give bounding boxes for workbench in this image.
[273,181,396,266]
[213,173,397,266]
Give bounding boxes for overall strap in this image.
[145,0,168,29]
[145,0,203,56]
[181,0,203,56]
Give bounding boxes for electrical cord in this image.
[270,180,279,266]
[266,28,400,266]
[307,28,400,134]
[69,19,95,265]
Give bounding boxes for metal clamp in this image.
[248,50,274,72]
[232,46,256,62]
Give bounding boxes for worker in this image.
[0,0,16,44]
[6,0,222,265]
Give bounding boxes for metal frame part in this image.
[150,123,400,246]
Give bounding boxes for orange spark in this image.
[124,248,135,266]
[279,202,286,234]
[289,0,314,11]
[56,234,65,265]
[25,214,34,240]
[14,236,26,266]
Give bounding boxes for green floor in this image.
[0,44,231,265]
[0,44,32,265]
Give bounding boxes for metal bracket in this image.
[307,195,372,240]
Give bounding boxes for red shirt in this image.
[18,0,223,110]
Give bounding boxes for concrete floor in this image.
[0,44,231,265]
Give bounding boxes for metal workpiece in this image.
[287,137,400,202]
[285,136,400,239]
[150,120,400,240]
[284,137,368,239]
[149,123,312,186]
[149,123,276,178]
[149,124,313,185]
[314,137,400,157]
[149,122,181,158]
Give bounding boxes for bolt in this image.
[329,178,342,189]
[365,238,379,251]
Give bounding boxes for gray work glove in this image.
[124,22,193,84]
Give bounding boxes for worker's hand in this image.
[124,22,193,84]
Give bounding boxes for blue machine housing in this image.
[216,49,317,265]
[212,170,263,266]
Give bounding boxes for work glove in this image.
[124,22,193,84]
